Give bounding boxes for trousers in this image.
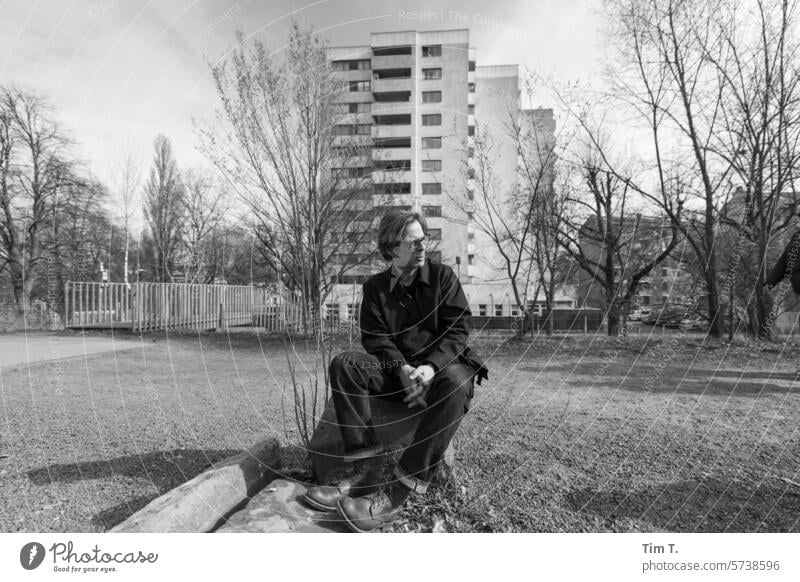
[329,351,474,492]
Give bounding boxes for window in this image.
[468,104,475,115]
[374,137,411,148]
[422,113,442,126]
[422,137,442,149]
[375,159,411,171]
[423,68,442,80]
[334,59,371,71]
[495,305,504,317]
[325,304,340,320]
[422,160,441,172]
[373,46,411,56]
[422,91,442,103]
[333,167,369,178]
[422,45,442,57]
[422,183,442,195]
[468,231,475,240]
[467,211,474,220]
[373,68,411,80]
[374,114,411,125]
[346,303,360,319]
[511,305,520,317]
[349,80,370,92]
[422,205,442,217]
[332,124,371,136]
[348,102,370,113]
[467,168,476,179]
[468,82,476,93]
[468,254,475,265]
[468,125,475,136]
[467,189,474,201]
[468,60,476,72]
[373,91,411,102]
[478,304,487,316]
[428,228,442,240]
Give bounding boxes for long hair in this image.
[377,209,428,261]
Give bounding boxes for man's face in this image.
[392,220,427,271]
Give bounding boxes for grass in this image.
[1,329,798,532]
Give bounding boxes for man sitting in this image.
[302,209,488,532]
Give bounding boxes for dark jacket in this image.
[766,231,800,294]
[359,260,488,384]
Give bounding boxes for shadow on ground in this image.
[517,363,798,396]
[27,448,241,486]
[26,449,240,530]
[564,477,800,532]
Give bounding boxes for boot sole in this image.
[335,500,398,533]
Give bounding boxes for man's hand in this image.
[398,364,430,408]
[408,364,435,388]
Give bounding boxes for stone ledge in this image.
[111,437,281,533]
[215,478,349,533]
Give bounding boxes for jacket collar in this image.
[388,260,431,292]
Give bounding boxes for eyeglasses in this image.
[397,235,429,251]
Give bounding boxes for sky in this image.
[0,0,603,193]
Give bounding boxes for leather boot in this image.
[336,481,412,532]
[302,461,382,512]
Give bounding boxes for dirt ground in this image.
[0,329,798,532]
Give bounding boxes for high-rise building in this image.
[326,28,554,320]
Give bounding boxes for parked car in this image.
[679,316,709,331]
[628,309,642,321]
[644,306,683,326]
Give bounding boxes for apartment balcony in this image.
[371,124,411,139]
[371,169,412,184]
[372,147,412,161]
[370,100,412,115]
[331,70,372,81]
[372,77,412,93]
[371,54,413,70]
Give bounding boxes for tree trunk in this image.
[706,266,722,337]
[606,279,620,337]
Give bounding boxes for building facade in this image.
[325,28,554,320]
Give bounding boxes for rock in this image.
[215,478,348,533]
[111,437,280,533]
[308,397,454,484]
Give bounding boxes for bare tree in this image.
[109,140,142,287]
[0,86,72,313]
[142,135,184,282]
[558,144,682,336]
[599,0,800,338]
[458,121,539,331]
[513,106,571,334]
[708,0,800,338]
[596,0,731,336]
[180,168,228,283]
[201,23,380,334]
